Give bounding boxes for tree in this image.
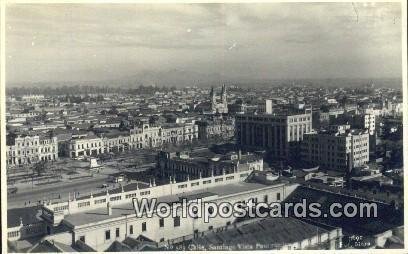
[33,161,47,177]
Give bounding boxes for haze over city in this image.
[6,3,402,86]
[4,2,405,252]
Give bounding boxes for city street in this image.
[7,161,156,209]
[7,176,109,209]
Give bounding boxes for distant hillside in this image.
[7,76,402,90]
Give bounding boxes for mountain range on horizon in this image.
[6,69,402,89]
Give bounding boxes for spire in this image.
[210,86,216,109]
[221,84,227,104]
[210,86,215,98]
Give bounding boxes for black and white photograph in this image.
[2,1,406,252]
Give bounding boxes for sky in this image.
[6,3,402,86]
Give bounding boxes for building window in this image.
[116,228,120,238]
[142,222,146,232]
[209,226,213,230]
[215,177,223,182]
[129,225,133,234]
[94,199,106,204]
[79,235,85,242]
[78,201,90,208]
[105,230,111,240]
[140,191,151,196]
[276,193,281,201]
[174,216,180,227]
[110,196,121,201]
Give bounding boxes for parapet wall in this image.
[42,169,254,224]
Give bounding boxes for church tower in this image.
[210,86,216,113]
[221,84,227,105]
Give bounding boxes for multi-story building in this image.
[6,133,59,167]
[157,150,263,181]
[352,114,376,136]
[69,133,104,158]
[312,110,330,129]
[13,170,299,251]
[134,124,163,149]
[330,113,376,136]
[235,101,312,159]
[102,131,132,153]
[161,123,198,145]
[196,118,235,140]
[68,123,198,158]
[301,125,369,171]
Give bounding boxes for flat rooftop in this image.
[63,180,289,227]
[8,206,42,228]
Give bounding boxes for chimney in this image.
[107,202,112,216]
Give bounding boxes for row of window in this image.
[8,147,56,156]
[92,193,284,242]
[78,201,90,208]
[8,231,19,238]
[95,198,106,204]
[54,205,69,212]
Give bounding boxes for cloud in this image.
[6,3,402,84]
